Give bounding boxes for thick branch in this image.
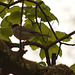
[0,40,75,75]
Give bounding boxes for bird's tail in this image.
[33,32,50,37]
[41,34,50,37]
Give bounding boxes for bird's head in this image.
[11,24,19,30]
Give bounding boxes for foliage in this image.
[0,0,73,67]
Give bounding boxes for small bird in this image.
[11,24,50,40]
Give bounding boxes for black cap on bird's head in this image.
[11,24,19,30]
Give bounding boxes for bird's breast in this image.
[13,29,34,40]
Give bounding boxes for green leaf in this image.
[48,45,62,58]
[24,1,36,6]
[7,11,21,24]
[56,31,72,42]
[0,0,14,3]
[26,14,35,19]
[1,28,12,37]
[24,22,52,44]
[35,23,51,44]
[0,5,6,18]
[0,28,11,41]
[7,6,20,13]
[0,0,6,2]
[0,26,12,41]
[36,0,42,2]
[0,33,10,41]
[37,5,58,23]
[25,7,35,19]
[25,22,52,44]
[24,19,32,26]
[70,64,75,73]
[1,16,13,27]
[39,23,51,34]
[38,11,58,22]
[24,6,33,14]
[40,4,51,13]
[30,45,39,50]
[39,61,46,66]
[39,49,45,60]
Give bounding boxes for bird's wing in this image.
[21,26,39,33]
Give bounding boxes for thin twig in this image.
[56,43,61,58]
[0,7,6,13]
[47,31,75,48]
[35,5,46,43]
[0,1,21,8]
[0,0,12,13]
[61,42,75,46]
[29,18,35,26]
[35,5,42,34]
[20,0,24,51]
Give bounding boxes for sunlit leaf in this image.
[7,6,20,13]
[24,19,32,26]
[7,11,21,24]
[0,28,11,41]
[56,31,72,42]
[0,0,14,3]
[1,16,13,27]
[37,11,58,22]
[30,45,39,50]
[0,5,6,18]
[24,6,33,13]
[24,1,36,6]
[25,7,35,19]
[0,33,10,41]
[26,14,35,19]
[0,0,6,2]
[37,5,58,23]
[70,64,75,73]
[40,4,51,13]
[1,28,12,37]
[48,45,62,58]
[39,49,45,60]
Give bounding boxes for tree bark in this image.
[0,40,75,75]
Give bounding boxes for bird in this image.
[11,24,50,40]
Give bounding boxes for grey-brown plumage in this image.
[11,24,50,40]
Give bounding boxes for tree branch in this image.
[47,30,75,48]
[3,40,45,49]
[0,2,9,8]
[0,1,21,8]
[3,30,75,51]
[61,42,75,46]
[0,40,75,75]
